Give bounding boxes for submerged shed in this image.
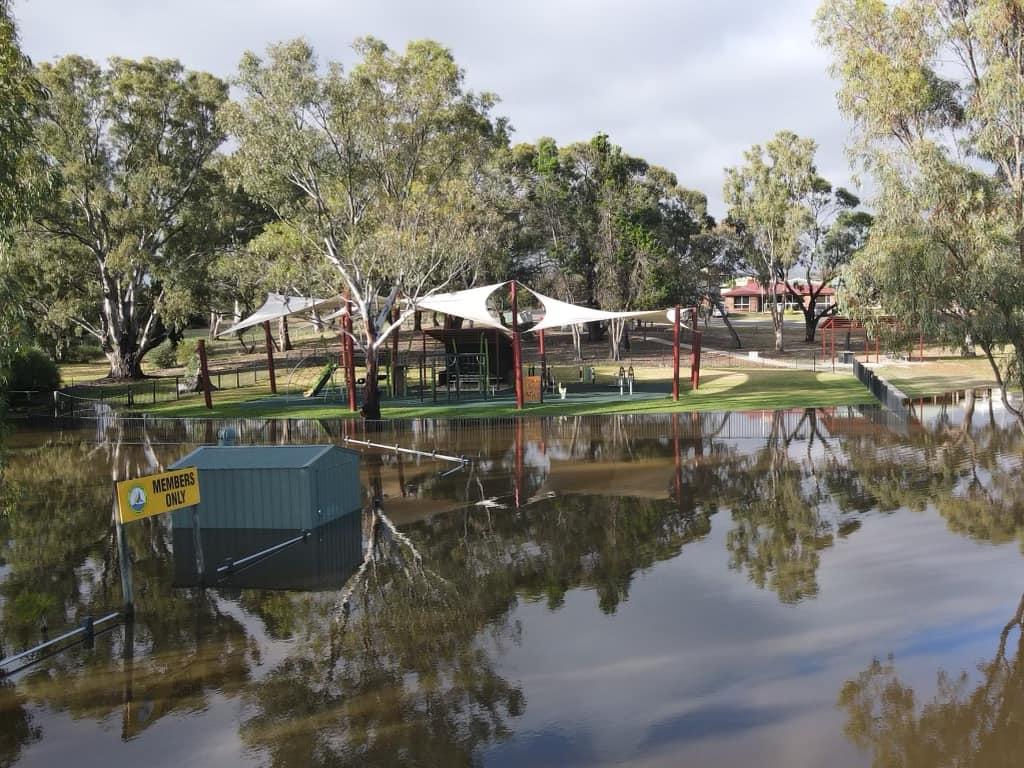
[169,445,362,529]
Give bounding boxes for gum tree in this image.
[223,38,505,419]
[724,131,818,353]
[15,56,228,378]
[817,0,1024,423]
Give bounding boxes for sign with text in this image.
[524,375,542,403]
[116,467,200,524]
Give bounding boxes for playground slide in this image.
[304,363,337,398]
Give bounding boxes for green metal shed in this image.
[169,445,362,530]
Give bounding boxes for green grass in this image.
[135,369,874,419]
[873,357,1008,397]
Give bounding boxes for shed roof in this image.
[171,445,355,471]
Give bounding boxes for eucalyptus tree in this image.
[817,0,1024,422]
[724,131,819,353]
[0,0,42,377]
[223,38,506,419]
[789,183,872,341]
[509,133,707,359]
[10,55,229,379]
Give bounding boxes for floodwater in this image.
[1,397,1023,767]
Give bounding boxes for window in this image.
[734,295,750,310]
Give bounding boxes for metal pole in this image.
[672,305,681,401]
[392,305,400,397]
[539,329,546,404]
[115,517,134,617]
[197,339,213,410]
[511,281,523,409]
[191,507,205,584]
[263,321,277,394]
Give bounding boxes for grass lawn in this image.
[873,357,1008,397]
[136,368,874,419]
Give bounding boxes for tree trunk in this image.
[361,353,382,420]
[279,316,292,351]
[106,348,145,379]
[772,307,784,353]
[803,309,818,342]
[713,297,742,348]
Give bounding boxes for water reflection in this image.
[0,402,1022,766]
[839,594,1024,768]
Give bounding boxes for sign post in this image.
[114,467,202,614]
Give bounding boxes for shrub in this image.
[176,339,199,368]
[152,341,179,369]
[3,348,61,393]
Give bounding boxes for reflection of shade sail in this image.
[413,282,509,333]
[525,288,680,332]
[218,292,343,337]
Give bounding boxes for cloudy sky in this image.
[15,0,853,218]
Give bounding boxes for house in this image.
[720,278,835,314]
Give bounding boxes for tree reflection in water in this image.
[839,594,1024,768]
[1,404,1024,765]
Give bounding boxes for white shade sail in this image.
[413,282,510,333]
[217,293,343,337]
[525,288,682,332]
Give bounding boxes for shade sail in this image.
[217,293,344,337]
[413,282,510,333]
[525,288,682,332]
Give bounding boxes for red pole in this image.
[672,305,681,401]
[344,305,357,412]
[197,339,213,410]
[263,321,277,394]
[511,282,523,409]
[691,330,702,390]
[539,329,546,404]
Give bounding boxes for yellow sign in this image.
[116,467,200,524]
[524,375,542,403]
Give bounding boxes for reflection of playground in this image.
[6,399,1024,765]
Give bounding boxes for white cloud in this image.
[15,0,855,217]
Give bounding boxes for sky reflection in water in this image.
[1,399,1023,767]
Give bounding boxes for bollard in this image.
[81,616,95,650]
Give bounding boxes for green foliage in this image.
[3,347,60,392]
[0,0,42,240]
[176,338,199,370]
[724,131,819,352]
[223,37,507,417]
[6,55,232,379]
[817,0,1024,422]
[152,341,179,370]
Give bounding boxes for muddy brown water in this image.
[1,400,1023,767]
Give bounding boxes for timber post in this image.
[197,339,213,410]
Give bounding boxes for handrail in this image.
[0,612,121,673]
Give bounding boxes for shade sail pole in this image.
[263,321,277,394]
[672,305,681,401]
[539,329,546,404]
[511,281,523,409]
